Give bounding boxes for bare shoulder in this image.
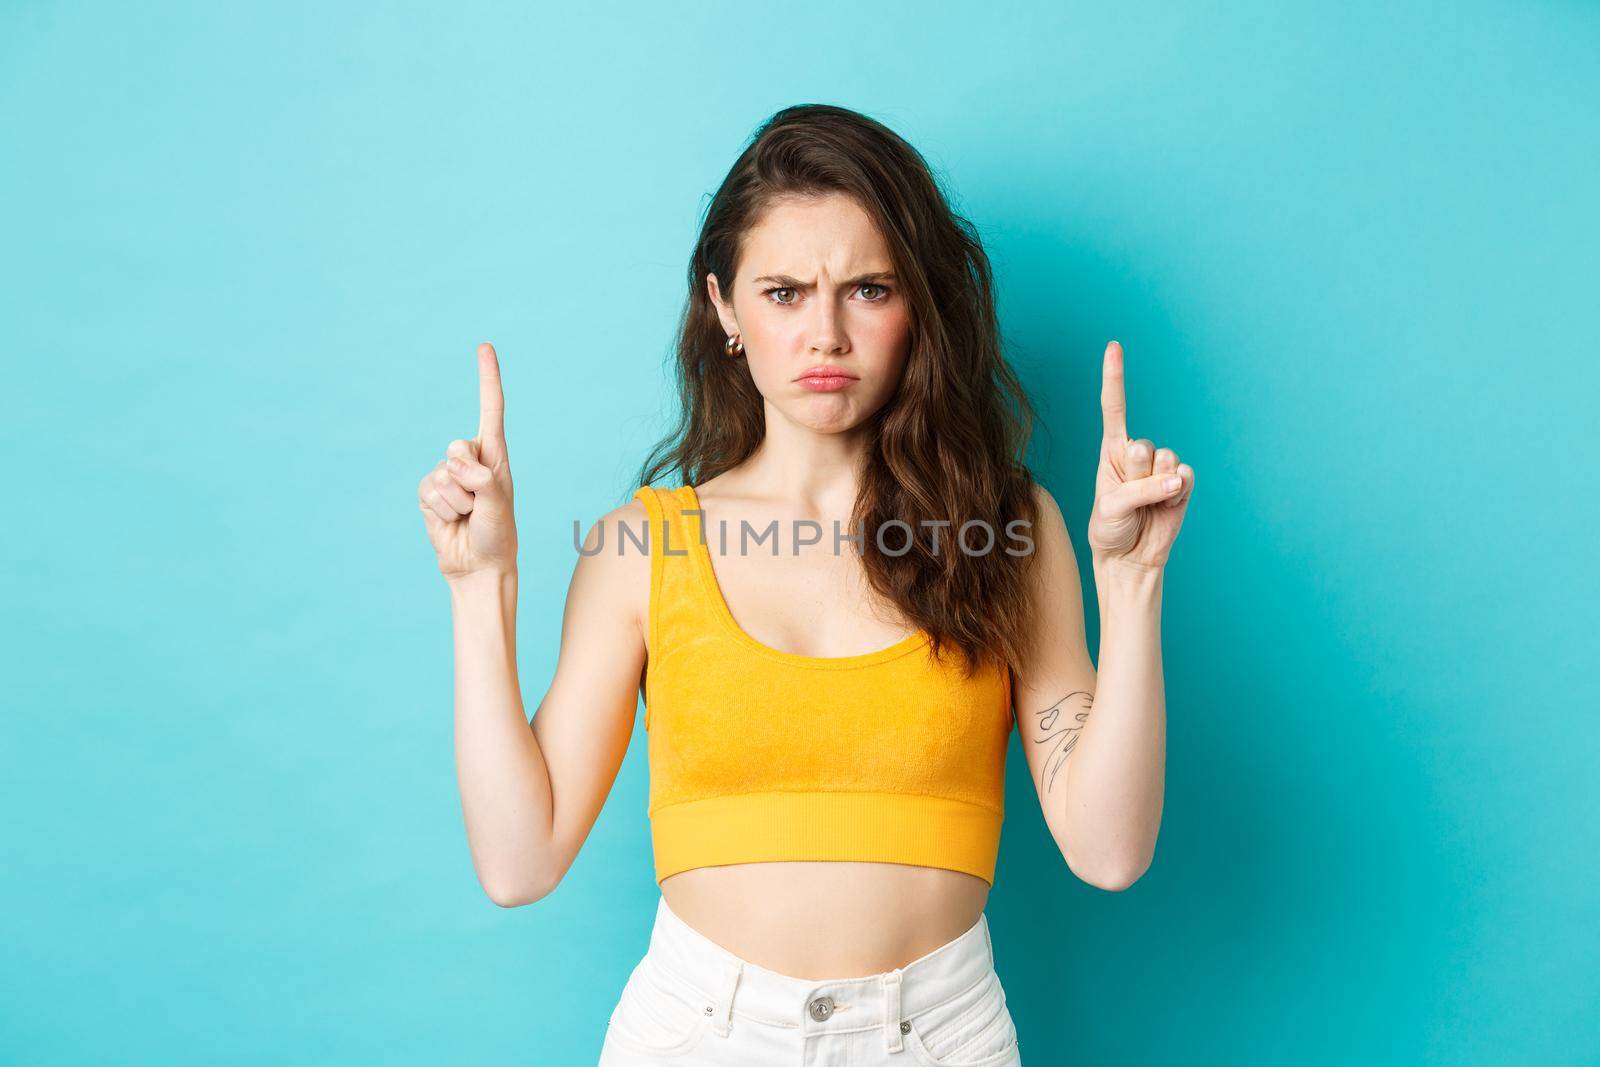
[1015,481,1087,666]
[569,496,652,648]
[1026,482,1077,570]
[1028,480,1066,524]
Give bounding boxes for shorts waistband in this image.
[639,894,994,1052]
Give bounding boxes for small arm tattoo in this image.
[1033,690,1093,795]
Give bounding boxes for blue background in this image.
[4,2,1596,1064]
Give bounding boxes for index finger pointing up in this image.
[477,341,505,445]
[1100,340,1128,442]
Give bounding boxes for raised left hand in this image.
[1085,340,1195,571]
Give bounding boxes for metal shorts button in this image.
[808,995,834,1021]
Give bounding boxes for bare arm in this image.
[1077,554,1166,888]
[1014,341,1193,891]
[418,343,647,907]
[446,509,646,907]
[448,569,542,905]
[1015,486,1170,892]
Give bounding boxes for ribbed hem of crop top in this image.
[650,790,1004,887]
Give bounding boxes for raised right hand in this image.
[417,342,518,582]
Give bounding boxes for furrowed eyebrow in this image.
[751,272,898,288]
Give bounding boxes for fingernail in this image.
[448,458,465,473]
[1163,476,1180,491]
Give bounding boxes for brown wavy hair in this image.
[634,103,1041,681]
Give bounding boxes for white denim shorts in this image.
[597,894,1022,1066]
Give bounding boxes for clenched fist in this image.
[417,342,518,582]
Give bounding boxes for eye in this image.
[760,284,892,306]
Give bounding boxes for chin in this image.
[796,402,882,435]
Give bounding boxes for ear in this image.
[706,271,740,336]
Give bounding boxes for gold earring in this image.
[724,333,745,357]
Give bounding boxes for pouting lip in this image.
[793,365,859,381]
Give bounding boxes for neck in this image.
[734,411,871,516]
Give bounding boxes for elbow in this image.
[1079,864,1146,893]
[1065,850,1152,893]
[486,886,536,909]
[484,871,558,909]
[480,840,569,908]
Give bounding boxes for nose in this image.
[807,300,847,355]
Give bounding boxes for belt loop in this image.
[881,969,904,1052]
[709,957,742,1038]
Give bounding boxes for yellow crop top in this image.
[632,484,1015,887]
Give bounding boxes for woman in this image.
[416,104,1193,1065]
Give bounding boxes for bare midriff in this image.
[659,860,990,980]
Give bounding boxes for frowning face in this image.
[709,192,913,435]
